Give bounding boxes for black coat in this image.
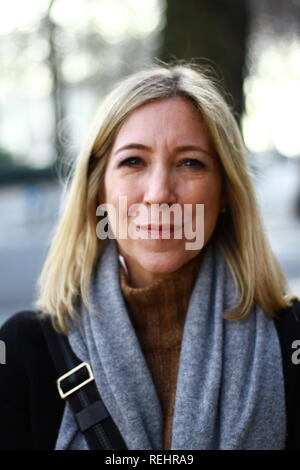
[0,301,300,450]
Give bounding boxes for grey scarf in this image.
[55,238,286,450]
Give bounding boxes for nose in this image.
[143,165,177,206]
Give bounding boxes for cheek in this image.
[103,170,111,203]
[203,186,222,234]
[189,177,222,229]
[187,176,222,205]
[104,170,125,204]
[203,190,222,224]
[104,177,141,226]
[105,169,143,206]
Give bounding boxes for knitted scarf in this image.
[55,238,286,450]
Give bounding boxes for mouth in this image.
[137,224,182,239]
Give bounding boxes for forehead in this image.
[112,96,209,147]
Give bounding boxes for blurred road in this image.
[0,157,299,327]
[0,182,64,326]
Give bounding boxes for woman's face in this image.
[103,96,224,287]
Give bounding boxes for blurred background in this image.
[0,0,300,326]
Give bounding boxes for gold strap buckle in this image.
[57,362,94,399]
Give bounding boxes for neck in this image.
[119,252,203,289]
[128,265,182,288]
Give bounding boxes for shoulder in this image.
[272,299,300,449]
[0,310,65,449]
[273,299,300,339]
[0,309,58,384]
[273,299,300,360]
[0,310,50,366]
[0,309,43,339]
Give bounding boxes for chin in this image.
[137,252,187,274]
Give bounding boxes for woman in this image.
[0,63,299,450]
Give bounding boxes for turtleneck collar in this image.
[118,253,202,343]
[119,253,201,303]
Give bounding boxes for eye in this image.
[119,156,143,167]
[180,158,207,169]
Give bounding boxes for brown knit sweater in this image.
[119,254,202,450]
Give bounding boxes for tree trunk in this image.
[159,0,250,123]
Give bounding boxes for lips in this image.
[139,224,176,231]
[137,224,182,239]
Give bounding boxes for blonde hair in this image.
[34,62,296,334]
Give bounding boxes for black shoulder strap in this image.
[273,299,300,450]
[38,312,128,450]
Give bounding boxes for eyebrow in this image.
[114,143,212,156]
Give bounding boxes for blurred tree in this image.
[250,0,300,37]
[159,0,250,123]
[45,0,64,170]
